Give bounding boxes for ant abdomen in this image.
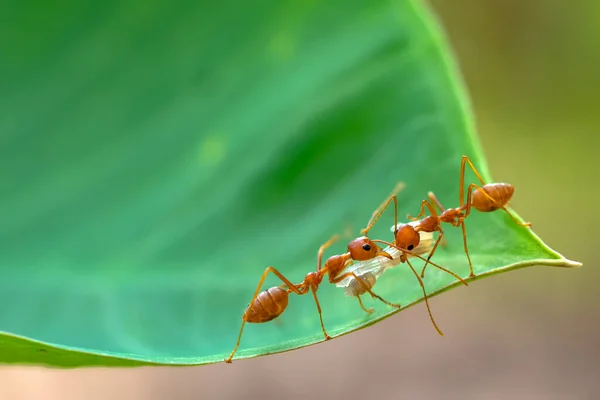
[472,183,515,212]
[343,271,376,297]
[243,287,289,323]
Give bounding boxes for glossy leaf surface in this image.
[0,0,579,367]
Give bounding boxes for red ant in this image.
[224,233,400,363]
[370,156,531,280]
[356,186,469,336]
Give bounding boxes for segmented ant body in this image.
[398,155,532,279]
[224,233,403,363]
[344,186,470,336]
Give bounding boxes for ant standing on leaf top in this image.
[224,214,406,364]
[353,183,469,336]
[402,155,532,279]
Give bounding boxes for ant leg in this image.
[317,234,340,272]
[407,195,440,229]
[410,249,468,286]
[225,266,303,363]
[424,198,439,217]
[333,272,402,309]
[405,198,444,278]
[363,194,398,235]
[406,199,429,221]
[362,182,405,235]
[501,206,532,227]
[420,229,444,278]
[459,220,475,278]
[462,183,478,219]
[459,155,488,207]
[427,191,446,212]
[357,296,374,314]
[404,257,443,336]
[424,193,449,248]
[412,249,468,287]
[225,321,248,364]
[462,155,488,185]
[308,285,331,340]
[371,240,468,286]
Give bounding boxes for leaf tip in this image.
[560,259,583,269]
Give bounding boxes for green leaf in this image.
[0,0,580,367]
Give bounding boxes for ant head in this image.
[394,224,420,252]
[348,236,383,261]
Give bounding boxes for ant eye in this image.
[407,244,414,250]
[348,237,377,261]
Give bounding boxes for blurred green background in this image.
[0,0,595,398]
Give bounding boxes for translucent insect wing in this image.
[335,227,436,289]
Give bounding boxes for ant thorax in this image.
[305,271,323,286]
[439,207,463,225]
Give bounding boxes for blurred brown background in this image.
[1,0,596,398]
